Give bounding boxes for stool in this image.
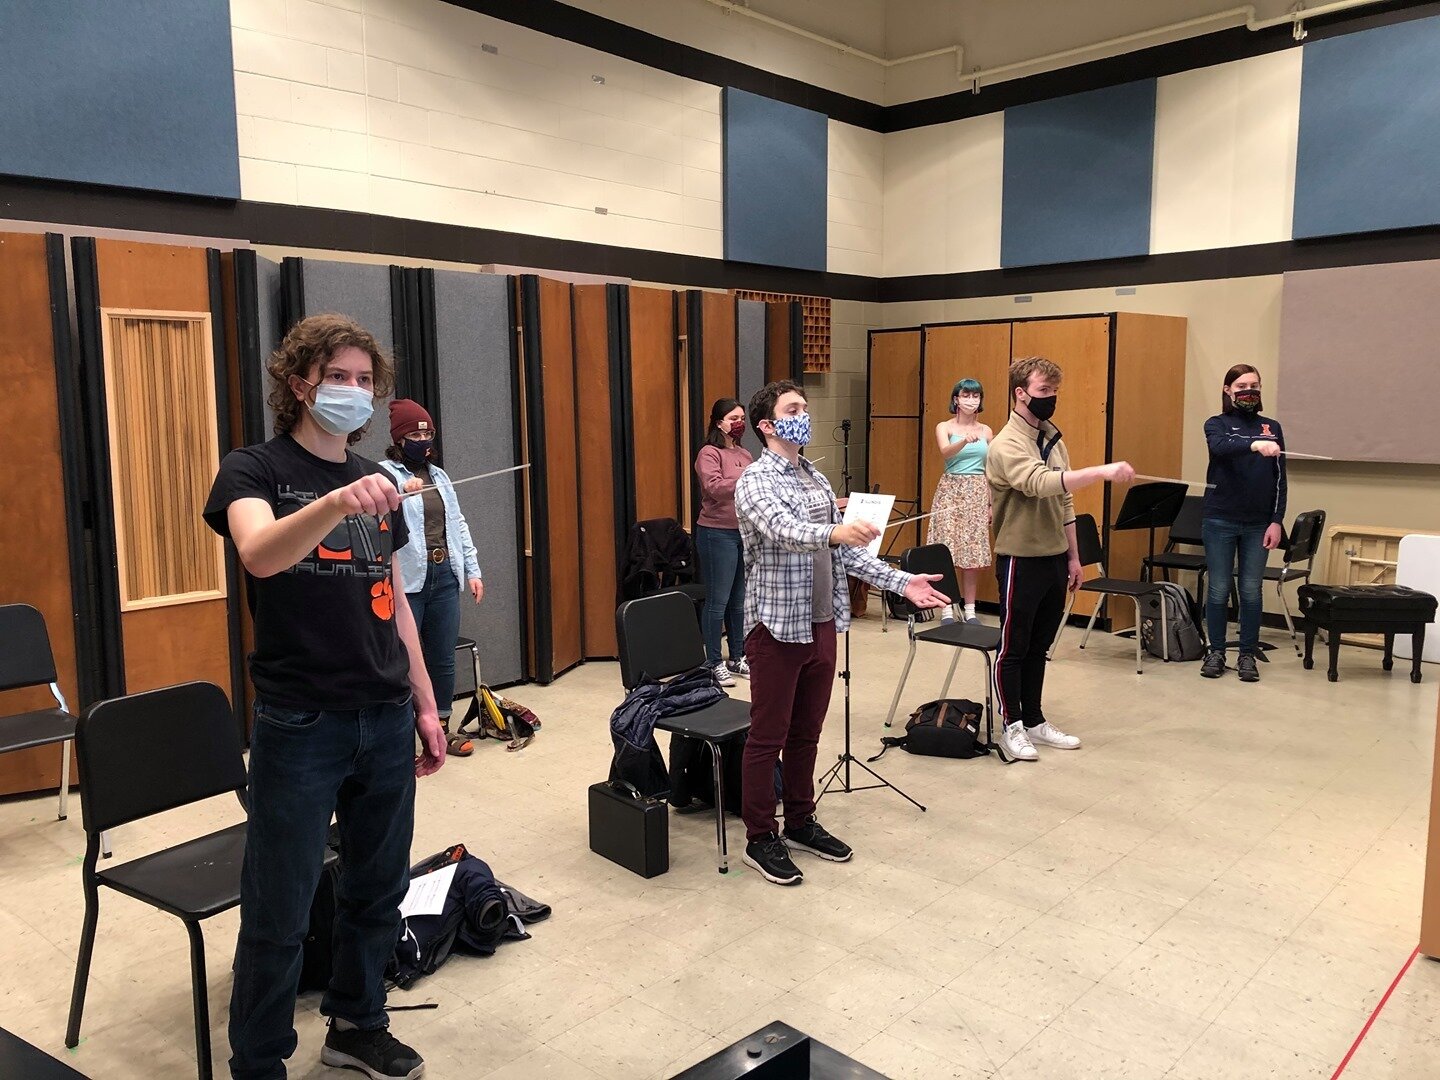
[1297,584,1436,684]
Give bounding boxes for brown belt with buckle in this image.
[429,547,447,564]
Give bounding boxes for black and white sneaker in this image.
[743,833,804,885]
[322,1024,425,1080]
[1237,652,1260,683]
[782,817,853,862]
[1201,651,1226,679]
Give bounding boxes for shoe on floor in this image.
[1237,652,1260,683]
[964,615,983,625]
[783,817,853,862]
[728,657,750,679]
[321,1024,424,1080]
[1201,651,1226,679]
[711,662,736,688]
[743,833,803,885]
[999,721,1038,762]
[1027,720,1080,750]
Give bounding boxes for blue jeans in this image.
[696,525,745,666]
[1203,517,1267,654]
[405,560,460,719]
[229,697,417,1080]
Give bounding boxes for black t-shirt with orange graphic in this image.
[204,435,411,711]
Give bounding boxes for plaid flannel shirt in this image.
[734,449,913,643]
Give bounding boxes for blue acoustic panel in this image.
[1293,16,1440,238]
[723,87,827,271]
[0,0,239,198]
[1001,80,1157,268]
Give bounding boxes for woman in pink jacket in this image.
[694,398,755,687]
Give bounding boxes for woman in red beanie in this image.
[379,400,484,755]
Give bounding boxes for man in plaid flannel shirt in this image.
[734,381,949,886]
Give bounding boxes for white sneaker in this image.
[712,662,736,688]
[1028,721,1081,750]
[1000,721,1038,762]
[728,658,750,679]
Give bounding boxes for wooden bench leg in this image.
[1414,626,1427,684]
[1328,632,1341,682]
[1303,626,1316,671]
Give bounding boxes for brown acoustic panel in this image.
[630,287,681,522]
[869,330,921,416]
[765,301,796,384]
[572,284,618,659]
[1279,260,1440,464]
[700,291,738,420]
[868,417,921,553]
[0,233,80,796]
[122,603,232,695]
[536,277,583,677]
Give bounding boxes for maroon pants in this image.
[741,620,837,841]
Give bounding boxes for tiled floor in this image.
[3,616,1438,1079]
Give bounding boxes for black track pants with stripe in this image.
[994,553,1068,729]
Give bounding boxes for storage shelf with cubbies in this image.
[733,289,831,373]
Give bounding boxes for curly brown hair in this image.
[266,313,395,445]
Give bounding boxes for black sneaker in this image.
[1237,652,1260,683]
[743,833,803,885]
[321,1024,424,1080]
[783,817,854,863]
[1201,651,1226,679]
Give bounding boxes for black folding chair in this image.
[616,592,750,874]
[1049,515,1167,674]
[0,604,77,822]
[65,682,333,1080]
[1142,494,1209,603]
[1265,509,1327,654]
[883,544,1001,747]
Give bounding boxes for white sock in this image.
[964,604,977,619]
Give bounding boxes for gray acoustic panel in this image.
[433,270,525,686]
[256,255,282,440]
[301,259,395,462]
[737,299,767,422]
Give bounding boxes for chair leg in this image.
[708,741,729,874]
[982,651,996,749]
[1080,595,1103,650]
[1048,592,1076,660]
[66,880,101,1048]
[939,650,961,698]
[884,639,919,728]
[185,920,215,1080]
[58,740,71,820]
[1279,578,1301,656]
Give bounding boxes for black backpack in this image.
[870,698,990,760]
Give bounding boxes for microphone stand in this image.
[816,419,926,812]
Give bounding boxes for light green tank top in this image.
[945,432,988,476]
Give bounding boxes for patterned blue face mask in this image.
[771,412,811,447]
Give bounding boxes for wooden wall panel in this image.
[869,330,921,416]
[572,284,618,659]
[630,287,681,522]
[0,233,80,796]
[868,418,921,553]
[765,301,798,384]
[700,291,738,420]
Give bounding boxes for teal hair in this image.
[949,378,984,414]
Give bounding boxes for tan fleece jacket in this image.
[985,412,1075,557]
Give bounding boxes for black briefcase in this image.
[588,781,668,878]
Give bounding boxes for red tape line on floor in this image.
[1330,945,1420,1080]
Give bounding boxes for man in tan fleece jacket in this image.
[985,357,1134,762]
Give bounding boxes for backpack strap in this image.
[867,737,906,762]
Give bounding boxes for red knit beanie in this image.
[389,399,434,443]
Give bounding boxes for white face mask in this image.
[308,384,375,436]
[956,398,981,414]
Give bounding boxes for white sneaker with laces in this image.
[728,658,750,679]
[712,662,736,688]
[1028,720,1081,750]
[1000,721,1038,762]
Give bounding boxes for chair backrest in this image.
[894,545,961,618]
[615,591,707,690]
[0,604,58,693]
[1285,509,1327,565]
[1168,495,1206,546]
[1073,514,1104,569]
[76,682,247,836]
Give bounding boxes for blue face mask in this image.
[401,438,432,465]
[771,412,811,447]
[308,384,374,436]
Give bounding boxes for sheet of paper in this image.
[842,492,895,558]
[399,862,458,919]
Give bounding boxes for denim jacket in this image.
[378,459,482,594]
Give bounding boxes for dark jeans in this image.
[995,553,1068,729]
[406,559,460,718]
[1203,517,1267,654]
[741,621,836,841]
[696,525,745,666]
[229,697,417,1080]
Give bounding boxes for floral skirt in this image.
[927,473,991,568]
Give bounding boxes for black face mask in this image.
[1025,393,1058,423]
[402,439,432,465]
[1232,390,1262,414]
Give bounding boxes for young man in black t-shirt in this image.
[204,314,445,1080]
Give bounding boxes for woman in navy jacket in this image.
[1201,364,1287,683]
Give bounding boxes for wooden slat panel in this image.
[537,277,583,675]
[572,284,618,659]
[869,330,921,416]
[630,287,681,521]
[868,418,921,553]
[0,233,79,796]
[700,291,738,419]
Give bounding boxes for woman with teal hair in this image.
[928,378,992,624]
